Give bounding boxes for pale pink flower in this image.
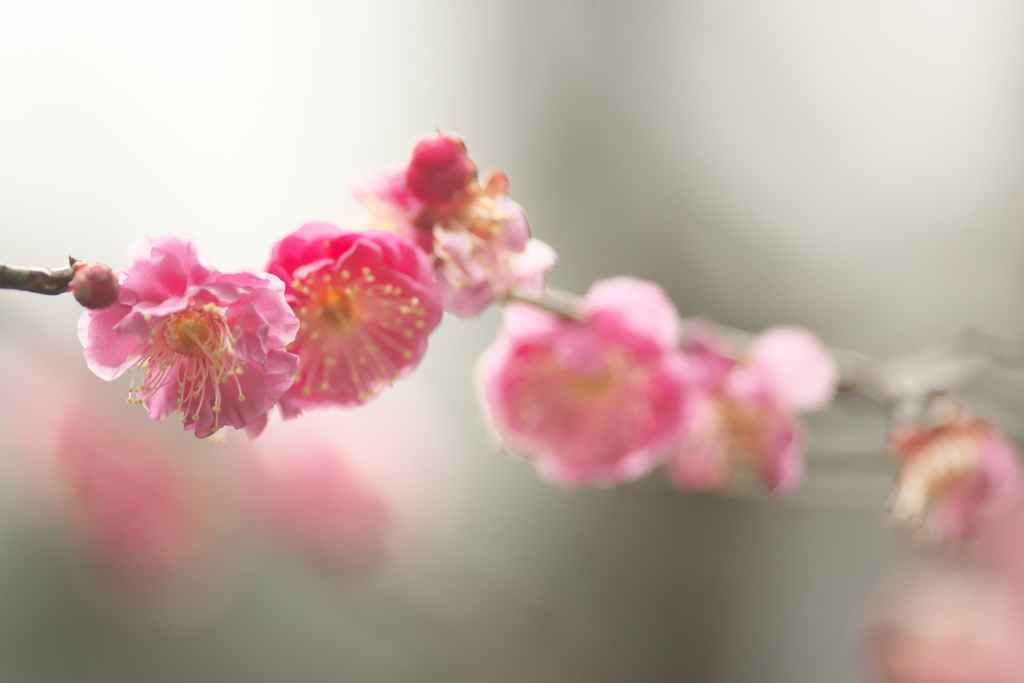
[354,133,556,317]
[0,345,232,608]
[237,385,456,575]
[431,198,557,317]
[265,223,442,417]
[669,324,837,493]
[477,277,688,487]
[52,407,226,601]
[242,433,391,575]
[78,233,300,439]
[890,414,1024,543]
[865,563,1024,683]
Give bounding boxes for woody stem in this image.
[0,258,79,296]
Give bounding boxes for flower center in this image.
[721,401,767,454]
[317,287,359,329]
[287,264,430,405]
[166,310,219,355]
[126,301,246,430]
[891,433,980,528]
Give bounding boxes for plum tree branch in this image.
[0,258,78,296]
[505,286,1024,406]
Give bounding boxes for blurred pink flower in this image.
[477,277,688,487]
[890,415,1024,543]
[0,343,232,608]
[865,563,1024,683]
[669,324,837,493]
[78,233,300,438]
[354,133,556,317]
[238,386,456,575]
[265,223,442,417]
[52,407,226,600]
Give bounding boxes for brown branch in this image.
[0,257,79,296]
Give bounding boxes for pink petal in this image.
[747,326,837,412]
[583,277,682,350]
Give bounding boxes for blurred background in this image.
[2,1,1024,680]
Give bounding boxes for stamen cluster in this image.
[355,133,556,317]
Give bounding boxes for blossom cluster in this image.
[73,132,1024,523]
[478,278,838,490]
[78,133,558,436]
[29,129,1024,673]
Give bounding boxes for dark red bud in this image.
[405,134,476,204]
[71,263,120,309]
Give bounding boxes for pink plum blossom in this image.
[669,324,838,493]
[477,277,688,487]
[354,133,556,317]
[889,413,1024,543]
[265,223,442,417]
[78,233,300,439]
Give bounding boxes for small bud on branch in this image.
[70,263,119,309]
[0,257,119,309]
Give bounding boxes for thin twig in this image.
[505,287,1024,406]
[0,257,79,296]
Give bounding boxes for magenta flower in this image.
[405,133,477,204]
[78,234,300,439]
[354,133,556,317]
[477,277,688,487]
[669,324,837,493]
[265,223,442,417]
[890,414,1024,543]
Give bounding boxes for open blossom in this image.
[78,234,300,438]
[354,133,556,317]
[890,411,1024,543]
[477,277,688,487]
[669,324,837,493]
[265,223,442,417]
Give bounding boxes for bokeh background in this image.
[2,1,1024,681]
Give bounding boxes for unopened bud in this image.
[71,263,120,309]
[405,134,476,204]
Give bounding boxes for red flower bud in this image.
[405,134,475,204]
[71,263,119,309]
